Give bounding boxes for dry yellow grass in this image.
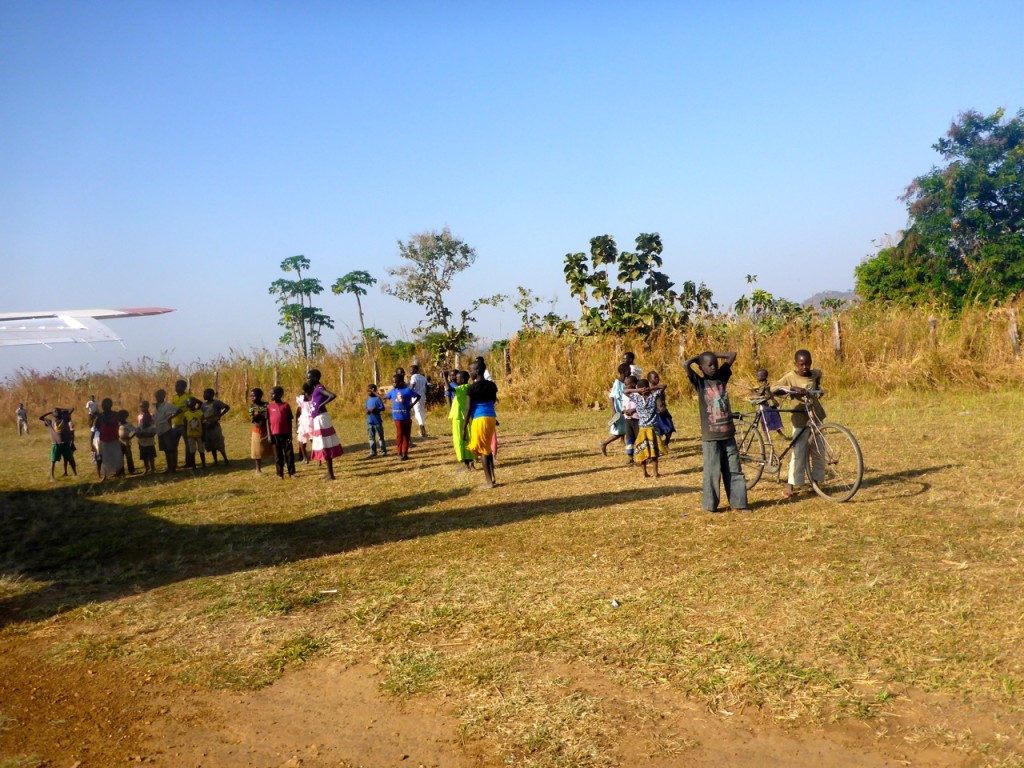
[2,385,1023,766]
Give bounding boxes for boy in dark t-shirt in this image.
[685,351,749,513]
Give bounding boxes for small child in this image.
[753,368,786,440]
[601,363,631,456]
[267,386,296,478]
[40,408,77,480]
[447,370,474,470]
[248,388,273,473]
[184,397,207,470]
[117,410,137,474]
[685,351,749,513]
[296,382,314,463]
[772,350,826,498]
[137,401,157,474]
[385,373,419,460]
[201,388,230,466]
[365,384,387,458]
[624,378,666,478]
[648,370,676,447]
[16,403,28,435]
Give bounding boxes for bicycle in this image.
[735,388,864,502]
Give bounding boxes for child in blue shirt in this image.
[385,373,419,460]
[365,384,386,457]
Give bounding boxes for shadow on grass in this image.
[0,483,683,628]
[853,463,956,501]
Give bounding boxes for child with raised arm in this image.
[40,408,76,480]
[772,349,826,498]
[624,378,666,479]
[267,386,296,478]
[462,357,499,487]
[685,351,749,513]
[365,384,387,458]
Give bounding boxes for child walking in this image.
[447,370,474,470]
[772,350,826,498]
[462,357,499,487]
[386,373,419,460]
[685,351,749,513]
[267,386,296,478]
[365,384,387,457]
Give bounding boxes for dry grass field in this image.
[2,387,1023,767]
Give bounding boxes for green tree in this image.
[268,255,334,361]
[562,233,713,333]
[383,228,506,361]
[331,270,377,342]
[856,108,1024,307]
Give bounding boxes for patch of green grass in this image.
[267,633,331,672]
[381,649,443,697]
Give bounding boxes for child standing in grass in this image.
[307,369,344,480]
[153,389,182,473]
[772,349,826,498]
[201,388,230,466]
[621,374,639,464]
[137,401,157,474]
[117,410,137,475]
[386,373,419,461]
[40,408,76,480]
[462,358,499,487]
[365,384,386,458]
[95,398,124,480]
[448,370,474,470]
[624,378,666,478]
[184,397,206,470]
[685,351,749,513]
[267,386,296,479]
[248,388,273,474]
[601,363,631,456]
[296,382,314,463]
[647,370,675,447]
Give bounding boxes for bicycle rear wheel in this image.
[738,422,766,490]
[808,423,863,502]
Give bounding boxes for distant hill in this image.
[803,289,858,308]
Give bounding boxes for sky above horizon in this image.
[2,1,1021,379]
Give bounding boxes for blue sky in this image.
[2,1,1021,378]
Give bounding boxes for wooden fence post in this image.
[928,316,938,349]
[339,366,345,393]
[503,346,512,378]
[373,358,380,386]
[244,367,249,397]
[832,317,843,361]
[1010,309,1021,359]
[454,352,461,371]
[273,364,280,388]
[214,369,220,395]
[567,343,574,372]
[750,327,760,369]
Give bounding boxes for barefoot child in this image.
[624,378,666,478]
[685,351,749,513]
[40,408,76,480]
[248,388,273,474]
[201,388,230,465]
[117,410,137,474]
[267,386,296,478]
[648,370,676,447]
[601,363,630,456]
[137,401,157,474]
[447,370,474,470]
[184,397,207,470]
[95,398,124,480]
[296,382,314,463]
[307,369,344,480]
[462,358,499,487]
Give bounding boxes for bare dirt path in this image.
[1,635,999,767]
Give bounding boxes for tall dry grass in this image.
[2,301,1022,421]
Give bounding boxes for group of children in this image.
[600,348,825,513]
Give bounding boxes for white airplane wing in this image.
[0,307,174,348]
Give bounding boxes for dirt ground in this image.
[1,633,1009,767]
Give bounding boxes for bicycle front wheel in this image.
[738,422,766,490]
[808,423,863,502]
